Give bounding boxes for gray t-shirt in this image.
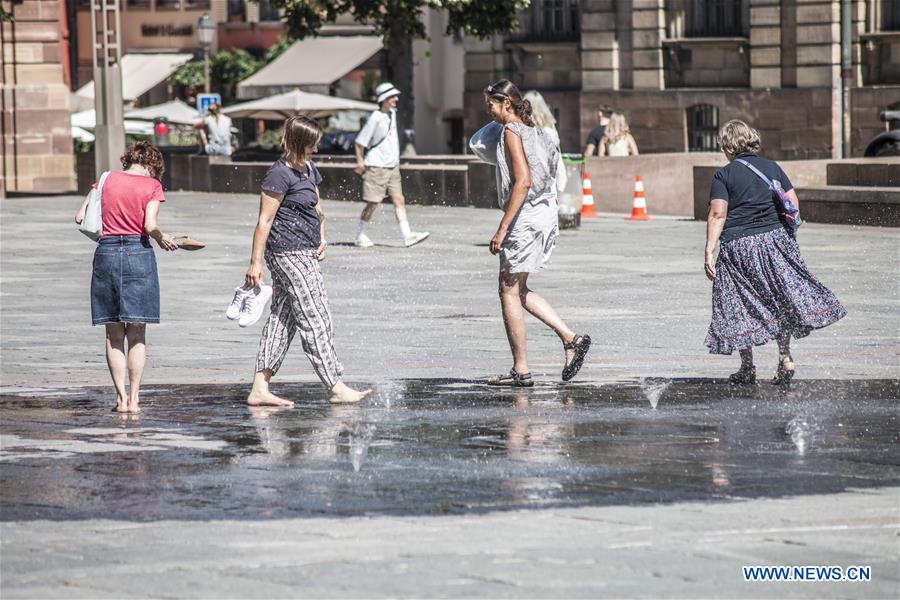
[261,159,323,252]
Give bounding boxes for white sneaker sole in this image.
[404,233,430,247]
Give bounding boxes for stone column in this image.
[581,0,620,91]
[631,0,665,90]
[793,0,841,157]
[750,0,781,88]
[1,0,75,195]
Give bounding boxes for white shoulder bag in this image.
[79,171,110,242]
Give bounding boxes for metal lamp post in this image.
[197,13,215,93]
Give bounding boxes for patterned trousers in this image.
[255,250,343,387]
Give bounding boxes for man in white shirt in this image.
[353,82,429,248]
[195,103,233,156]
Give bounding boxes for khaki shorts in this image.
[362,166,402,203]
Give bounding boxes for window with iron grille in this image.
[684,0,743,37]
[882,0,900,31]
[227,0,246,21]
[687,104,719,151]
[511,0,580,42]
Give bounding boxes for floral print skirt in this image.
[705,227,847,355]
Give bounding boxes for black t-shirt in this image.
[709,152,794,243]
[261,159,323,252]
[585,125,606,153]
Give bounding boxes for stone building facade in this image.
[464,0,900,158]
[2,0,76,195]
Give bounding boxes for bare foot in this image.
[329,381,372,404]
[247,388,294,407]
[127,399,141,414]
[115,398,128,413]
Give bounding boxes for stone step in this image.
[826,160,900,187]
[798,185,900,227]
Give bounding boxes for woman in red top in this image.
[75,142,178,413]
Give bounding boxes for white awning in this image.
[75,53,193,103]
[237,36,382,99]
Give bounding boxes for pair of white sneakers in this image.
[226,284,272,327]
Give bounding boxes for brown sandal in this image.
[487,369,534,387]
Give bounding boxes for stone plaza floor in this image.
[1,193,898,598]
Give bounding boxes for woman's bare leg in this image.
[104,323,128,412]
[125,323,146,413]
[247,370,294,407]
[499,272,529,374]
[519,276,577,362]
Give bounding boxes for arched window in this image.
[687,104,719,152]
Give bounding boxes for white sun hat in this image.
[375,82,401,104]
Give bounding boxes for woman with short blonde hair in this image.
[704,120,846,384]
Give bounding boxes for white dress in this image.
[606,136,631,156]
[495,122,560,274]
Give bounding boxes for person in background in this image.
[353,82,429,248]
[195,102,234,156]
[524,91,567,193]
[598,112,639,157]
[583,105,613,157]
[704,120,846,384]
[245,115,371,406]
[483,79,591,387]
[74,142,179,413]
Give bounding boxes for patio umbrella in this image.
[222,88,377,120]
[125,99,201,125]
[70,110,155,136]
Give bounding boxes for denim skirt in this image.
[91,236,160,325]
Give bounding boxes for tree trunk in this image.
[385,23,414,151]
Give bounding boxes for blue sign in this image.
[197,93,222,116]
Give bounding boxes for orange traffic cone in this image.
[626,174,651,221]
[580,170,598,218]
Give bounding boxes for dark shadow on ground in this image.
[1,378,898,522]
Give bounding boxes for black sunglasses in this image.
[483,85,509,99]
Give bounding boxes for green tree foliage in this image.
[1,0,25,23]
[169,49,264,102]
[263,0,530,142]
[264,35,295,63]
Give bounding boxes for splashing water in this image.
[640,379,670,410]
[349,423,376,472]
[785,417,812,454]
[372,381,406,410]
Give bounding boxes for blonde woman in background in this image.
[523,91,567,192]
[599,112,639,157]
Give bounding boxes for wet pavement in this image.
[2,379,898,522]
